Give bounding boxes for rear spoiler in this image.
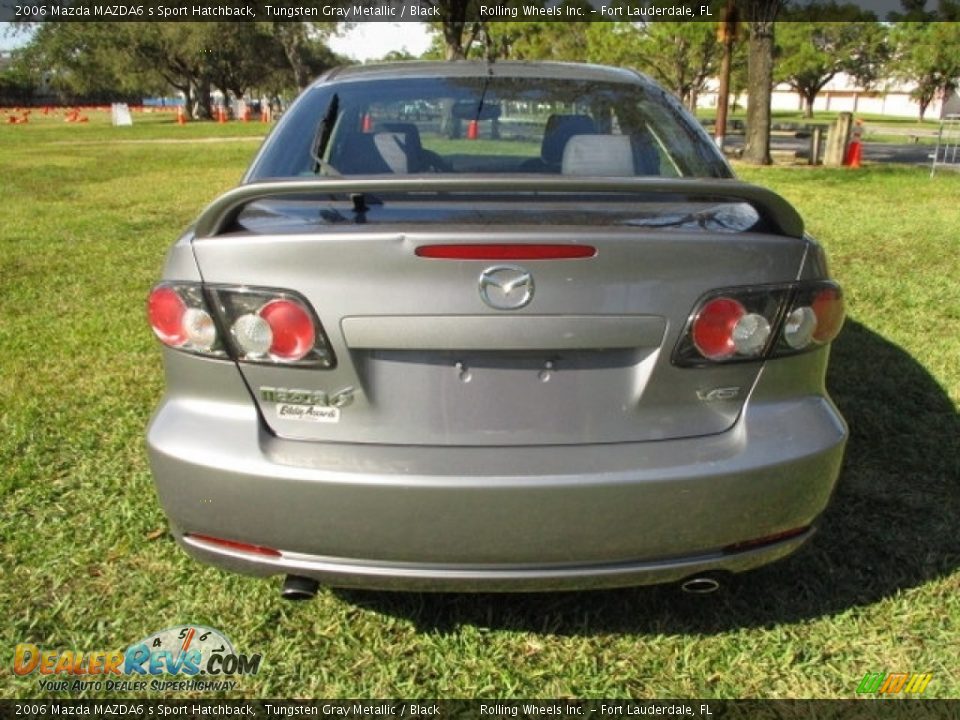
[192,176,804,239]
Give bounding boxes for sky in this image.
[0,22,26,51]
[328,22,433,62]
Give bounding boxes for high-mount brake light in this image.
[674,280,843,366]
[416,244,596,260]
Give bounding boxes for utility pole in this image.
[715,0,738,152]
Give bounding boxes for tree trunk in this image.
[444,25,466,60]
[439,98,461,138]
[192,79,213,120]
[743,21,775,165]
[274,23,310,91]
[803,91,816,118]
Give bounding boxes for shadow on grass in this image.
[332,319,959,635]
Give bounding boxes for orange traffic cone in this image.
[361,113,373,132]
[177,106,186,125]
[466,119,479,140]
[847,141,862,168]
[844,120,863,168]
[242,106,250,122]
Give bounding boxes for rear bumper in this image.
[147,368,846,591]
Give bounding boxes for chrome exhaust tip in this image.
[281,575,319,601]
[680,576,721,595]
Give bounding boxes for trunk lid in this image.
[192,185,806,446]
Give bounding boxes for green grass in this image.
[1,118,958,700]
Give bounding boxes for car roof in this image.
[316,61,646,87]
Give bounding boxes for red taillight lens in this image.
[811,287,844,343]
[147,286,187,346]
[692,297,746,360]
[259,299,316,361]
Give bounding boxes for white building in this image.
[700,72,960,120]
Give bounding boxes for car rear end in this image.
[145,63,847,592]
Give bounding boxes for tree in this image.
[11,21,343,118]
[632,20,721,111]
[426,0,484,60]
[15,22,167,102]
[498,20,593,61]
[888,0,960,21]
[269,22,338,91]
[890,22,960,120]
[775,4,886,118]
[580,8,727,112]
[742,0,786,165]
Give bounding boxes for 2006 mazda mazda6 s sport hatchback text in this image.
[146,62,847,597]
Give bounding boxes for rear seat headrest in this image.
[561,135,635,176]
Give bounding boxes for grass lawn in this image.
[1,113,958,700]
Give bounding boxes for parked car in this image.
[146,62,847,597]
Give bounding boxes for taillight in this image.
[674,281,843,366]
[147,283,335,368]
[774,281,845,355]
[811,286,844,343]
[147,284,226,357]
[691,297,773,361]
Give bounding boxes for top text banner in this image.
[0,0,908,24]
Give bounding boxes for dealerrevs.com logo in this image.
[14,625,261,693]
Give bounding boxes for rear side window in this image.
[248,75,730,181]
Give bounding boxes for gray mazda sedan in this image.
[146,62,847,597]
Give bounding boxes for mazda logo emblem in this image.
[478,265,535,310]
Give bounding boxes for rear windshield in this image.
[247,75,730,181]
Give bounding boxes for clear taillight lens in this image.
[147,283,335,368]
[674,280,843,366]
[774,281,844,355]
